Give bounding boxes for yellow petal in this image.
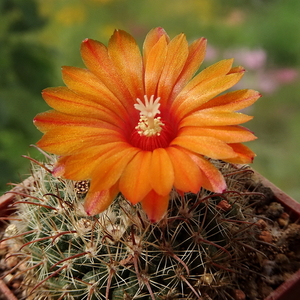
[166,146,203,193]
[171,136,237,160]
[177,126,257,143]
[149,148,174,196]
[108,30,144,100]
[84,183,119,216]
[141,190,170,222]
[119,151,152,204]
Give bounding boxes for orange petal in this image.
[34,111,120,133]
[177,126,257,143]
[224,143,256,164]
[108,30,144,100]
[81,38,133,112]
[119,151,152,204]
[188,153,226,193]
[157,33,189,106]
[172,69,245,121]
[58,142,129,180]
[196,58,234,79]
[143,27,170,65]
[52,156,68,177]
[141,190,170,222]
[41,87,123,126]
[166,146,203,193]
[62,66,128,120]
[53,155,93,180]
[171,135,237,160]
[228,66,245,74]
[90,146,139,191]
[35,125,121,155]
[199,89,261,111]
[84,183,119,216]
[149,148,174,196]
[144,35,168,96]
[169,37,207,102]
[171,59,235,111]
[179,110,253,127]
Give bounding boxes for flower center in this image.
[134,95,164,137]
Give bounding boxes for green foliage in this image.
[0,0,299,200]
[0,0,52,192]
[252,0,300,66]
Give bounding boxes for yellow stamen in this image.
[134,95,164,137]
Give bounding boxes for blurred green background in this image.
[1,0,300,201]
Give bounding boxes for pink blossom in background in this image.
[204,44,219,61]
[273,68,298,84]
[219,47,298,94]
[224,48,267,70]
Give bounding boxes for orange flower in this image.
[34,28,260,222]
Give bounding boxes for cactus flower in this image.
[34,28,260,222]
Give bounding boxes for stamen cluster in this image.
[134,95,164,137]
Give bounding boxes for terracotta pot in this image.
[0,177,33,300]
[252,170,300,300]
[0,172,299,300]
[0,278,18,300]
[0,176,33,218]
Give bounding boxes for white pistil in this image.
[134,95,164,137]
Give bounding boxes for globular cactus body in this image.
[2,157,267,300]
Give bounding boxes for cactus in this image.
[2,155,270,300]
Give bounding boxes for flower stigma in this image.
[134,95,164,137]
